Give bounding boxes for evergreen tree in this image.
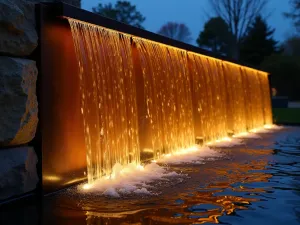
[208,0,268,60]
[197,17,232,55]
[240,16,278,66]
[262,55,300,100]
[283,36,300,56]
[92,1,145,29]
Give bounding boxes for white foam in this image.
[157,146,223,165]
[233,132,262,139]
[133,188,152,195]
[78,125,283,198]
[232,125,283,138]
[250,128,272,134]
[264,124,283,130]
[248,125,283,134]
[103,187,120,198]
[78,162,184,197]
[207,137,245,147]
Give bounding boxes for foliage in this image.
[157,22,192,43]
[265,35,300,101]
[273,108,300,124]
[284,0,300,32]
[261,54,300,100]
[92,1,145,28]
[240,16,278,66]
[197,17,232,55]
[208,0,268,59]
[283,36,300,56]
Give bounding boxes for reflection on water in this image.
[1,127,300,225]
[81,157,272,225]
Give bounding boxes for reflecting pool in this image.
[1,126,300,225]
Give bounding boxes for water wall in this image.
[67,19,272,184]
[38,3,272,192]
[133,38,195,160]
[69,20,140,183]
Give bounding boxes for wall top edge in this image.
[37,2,269,75]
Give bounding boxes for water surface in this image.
[1,126,300,225]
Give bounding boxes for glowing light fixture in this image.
[83,184,92,190]
[264,124,273,129]
[44,175,61,182]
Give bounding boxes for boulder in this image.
[0,147,38,200]
[0,0,38,56]
[0,57,38,146]
[0,0,82,56]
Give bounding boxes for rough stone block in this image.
[0,147,38,201]
[0,0,38,56]
[0,56,38,146]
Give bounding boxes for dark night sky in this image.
[82,0,294,45]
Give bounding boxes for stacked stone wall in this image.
[0,0,81,201]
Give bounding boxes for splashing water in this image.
[133,38,195,158]
[79,162,186,197]
[68,18,273,186]
[69,19,140,183]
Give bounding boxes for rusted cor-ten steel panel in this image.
[38,4,87,193]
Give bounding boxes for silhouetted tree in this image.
[157,22,192,43]
[262,55,300,100]
[208,0,268,59]
[92,1,145,28]
[283,36,300,56]
[240,16,278,66]
[285,0,300,32]
[197,17,233,55]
